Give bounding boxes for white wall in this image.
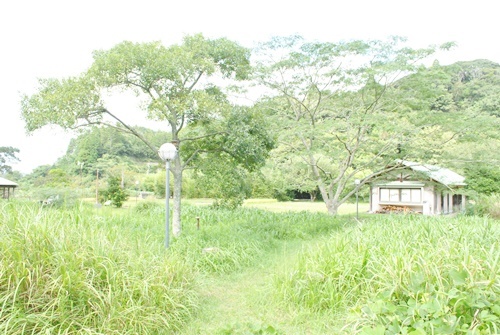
[423,186,435,215]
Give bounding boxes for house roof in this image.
[396,160,466,187]
[0,177,18,187]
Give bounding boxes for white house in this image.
[370,160,467,215]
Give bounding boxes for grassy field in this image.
[124,197,370,215]
[1,199,498,334]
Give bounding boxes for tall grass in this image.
[135,202,346,274]
[7,198,496,334]
[0,200,198,334]
[0,199,347,334]
[273,215,500,334]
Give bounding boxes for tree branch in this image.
[181,131,227,142]
[101,108,159,155]
[186,71,204,92]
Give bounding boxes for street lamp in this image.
[135,180,139,203]
[355,179,360,220]
[77,161,84,198]
[158,143,178,248]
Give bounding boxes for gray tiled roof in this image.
[396,160,466,186]
[0,177,18,187]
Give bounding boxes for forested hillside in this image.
[394,59,500,194]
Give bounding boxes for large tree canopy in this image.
[253,36,451,214]
[21,34,272,236]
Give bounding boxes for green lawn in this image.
[243,198,369,214]
[125,197,370,215]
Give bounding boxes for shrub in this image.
[134,200,163,214]
[99,176,128,207]
[468,193,500,219]
[273,189,295,202]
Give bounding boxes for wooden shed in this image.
[370,160,466,215]
[0,177,18,200]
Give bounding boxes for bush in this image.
[134,200,163,213]
[99,176,128,207]
[467,193,500,219]
[273,189,295,202]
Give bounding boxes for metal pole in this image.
[165,160,170,248]
[356,189,359,220]
[96,169,99,204]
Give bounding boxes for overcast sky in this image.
[1,0,498,173]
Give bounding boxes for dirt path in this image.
[178,241,310,334]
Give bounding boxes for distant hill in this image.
[395,59,500,194]
[395,59,500,117]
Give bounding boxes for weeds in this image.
[0,200,346,333]
[273,215,500,334]
[0,200,198,334]
[2,200,498,334]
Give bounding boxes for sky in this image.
[1,0,499,174]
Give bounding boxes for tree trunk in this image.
[325,198,340,215]
[315,175,339,215]
[172,156,183,237]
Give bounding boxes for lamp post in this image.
[95,169,99,205]
[158,143,178,248]
[355,179,360,220]
[135,180,139,203]
[77,161,84,198]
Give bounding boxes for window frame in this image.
[378,187,423,204]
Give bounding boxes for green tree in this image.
[464,165,500,195]
[194,154,252,209]
[23,165,52,187]
[21,34,272,237]
[0,146,20,175]
[254,36,447,215]
[100,176,128,207]
[45,168,70,187]
[264,148,319,201]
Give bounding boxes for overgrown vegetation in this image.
[468,193,500,219]
[274,215,500,334]
[0,200,344,334]
[1,199,498,334]
[0,201,198,334]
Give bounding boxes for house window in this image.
[379,188,422,203]
[401,189,411,202]
[389,189,399,202]
[380,188,390,202]
[411,189,421,202]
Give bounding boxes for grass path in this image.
[177,240,324,335]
